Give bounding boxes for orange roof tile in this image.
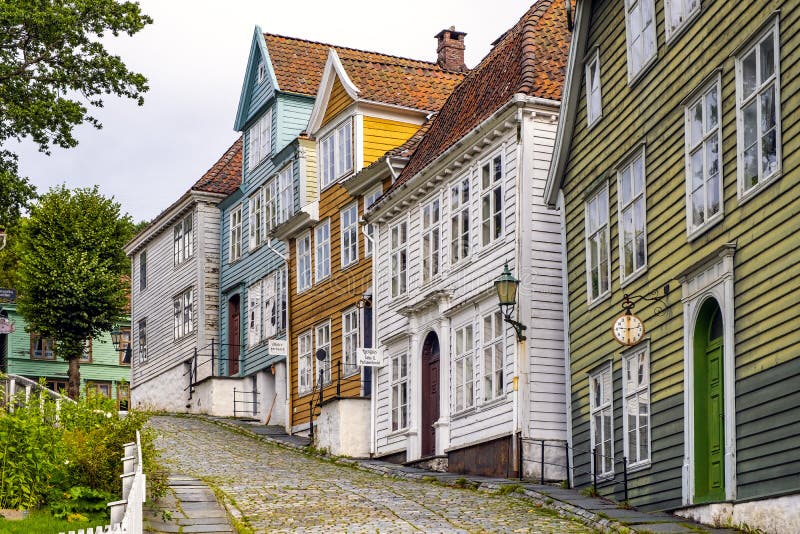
[192,137,243,195]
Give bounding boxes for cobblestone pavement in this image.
[149,416,593,533]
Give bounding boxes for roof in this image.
[264,33,464,110]
[390,0,569,186]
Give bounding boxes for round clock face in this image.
[612,314,645,346]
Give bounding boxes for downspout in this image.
[362,220,377,456]
[558,189,574,487]
[266,238,288,261]
[512,102,526,476]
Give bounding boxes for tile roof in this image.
[391,0,569,186]
[264,34,464,111]
[192,137,243,195]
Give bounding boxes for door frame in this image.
[420,331,440,457]
[228,294,241,376]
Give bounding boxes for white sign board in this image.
[357,348,385,367]
[268,339,288,356]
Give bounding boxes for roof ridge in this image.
[192,137,242,189]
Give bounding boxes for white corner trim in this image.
[307,49,361,135]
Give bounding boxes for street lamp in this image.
[494,263,526,341]
[111,326,132,364]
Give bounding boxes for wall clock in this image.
[612,313,645,346]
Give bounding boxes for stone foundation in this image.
[675,494,800,534]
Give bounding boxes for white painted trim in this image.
[623,0,658,84]
[616,146,649,284]
[585,48,603,128]
[584,182,611,306]
[620,341,652,469]
[307,49,361,135]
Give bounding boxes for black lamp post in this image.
[495,263,527,342]
[111,326,132,364]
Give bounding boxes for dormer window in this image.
[319,118,353,189]
[248,109,272,172]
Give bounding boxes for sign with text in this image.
[0,288,16,301]
[0,317,14,335]
[357,348,385,367]
[268,339,288,356]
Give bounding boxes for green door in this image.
[694,302,725,503]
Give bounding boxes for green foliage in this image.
[0,509,108,533]
[49,485,114,519]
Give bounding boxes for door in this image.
[228,295,241,376]
[421,332,440,457]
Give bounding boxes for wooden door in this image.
[421,332,440,457]
[228,295,240,376]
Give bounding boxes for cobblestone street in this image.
[149,416,593,533]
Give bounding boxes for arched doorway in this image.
[228,294,241,376]
[693,297,725,503]
[421,331,440,457]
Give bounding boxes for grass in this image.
[0,510,108,534]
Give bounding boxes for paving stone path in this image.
[148,416,592,533]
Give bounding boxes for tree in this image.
[15,186,134,399]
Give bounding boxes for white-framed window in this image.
[173,288,193,340]
[298,331,312,395]
[390,220,408,298]
[590,363,614,477]
[685,80,723,236]
[391,353,409,431]
[341,202,359,268]
[623,0,657,81]
[272,266,287,335]
[363,186,382,257]
[618,151,647,280]
[585,49,603,126]
[453,323,475,413]
[623,346,650,467]
[481,154,503,247]
[264,179,278,233]
[137,318,147,364]
[665,0,700,41]
[450,177,470,263]
[315,321,331,385]
[296,232,312,292]
[139,250,147,291]
[173,213,193,266]
[248,109,272,171]
[482,311,505,402]
[257,61,266,84]
[229,206,243,262]
[319,118,353,189]
[342,308,359,376]
[248,189,264,250]
[585,185,611,303]
[736,20,781,198]
[314,219,331,282]
[278,164,294,223]
[421,197,441,285]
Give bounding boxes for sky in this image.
[13,0,537,223]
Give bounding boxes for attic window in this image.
[257,61,266,84]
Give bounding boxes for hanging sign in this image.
[268,339,288,356]
[0,317,14,334]
[357,348,385,367]
[0,288,16,301]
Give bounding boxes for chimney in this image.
[435,26,467,72]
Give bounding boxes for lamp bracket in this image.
[503,316,527,342]
[620,280,677,316]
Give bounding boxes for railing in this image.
[0,374,75,419]
[233,387,259,418]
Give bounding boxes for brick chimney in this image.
[435,26,467,72]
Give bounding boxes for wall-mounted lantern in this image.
[494,263,527,342]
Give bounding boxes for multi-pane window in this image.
[341,202,358,268]
[482,312,505,402]
[481,155,503,246]
[586,50,602,126]
[737,21,781,195]
[363,186,382,256]
[590,364,614,476]
[665,0,699,41]
[585,186,610,302]
[248,110,271,171]
[342,308,359,376]
[298,331,313,395]
[247,279,263,346]
[624,348,650,466]
[297,232,312,292]
[273,266,287,334]
[264,179,278,233]
[139,250,147,291]
[249,190,265,250]
[229,206,243,262]
[256,61,266,84]
[118,327,131,366]
[247,271,285,346]
[320,118,353,189]
[421,198,441,285]
[450,178,470,263]
[391,353,409,431]
[315,220,331,282]
[390,221,408,298]
[173,288,193,340]
[138,319,147,364]
[278,164,294,223]
[30,334,55,360]
[685,81,722,235]
[81,339,92,363]
[624,0,656,80]
[315,321,331,385]
[173,213,193,266]
[618,153,647,280]
[453,324,475,412]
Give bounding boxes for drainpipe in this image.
[266,238,287,261]
[512,103,526,477]
[362,220,377,456]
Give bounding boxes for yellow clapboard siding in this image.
[362,116,418,166]
[322,77,354,128]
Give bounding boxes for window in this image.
[421,197,441,284]
[46,379,68,394]
[391,353,409,431]
[272,266,287,335]
[81,339,92,363]
[249,189,264,250]
[737,21,781,196]
[363,186,382,256]
[118,327,131,366]
[314,219,331,282]
[390,221,408,298]
[248,110,272,171]
[173,288,193,340]
[257,61,266,84]
[31,334,55,360]
[139,250,147,290]
[297,232,312,292]
[278,164,294,223]
[87,381,111,398]
[590,364,614,477]
[319,118,353,189]
[623,347,650,466]
[450,178,470,263]
[482,312,505,402]
[481,155,503,246]
[173,213,193,266]
[229,206,243,262]
[665,0,699,41]
[248,270,285,346]
[624,0,656,80]
[618,152,647,280]
[342,308,359,376]
[247,279,263,346]
[341,202,358,268]
[685,80,722,235]
[264,179,278,234]
[117,382,130,411]
[585,186,611,303]
[315,321,331,385]
[585,50,603,126]
[453,323,475,412]
[298,331,313,395]
[138,319,147,364]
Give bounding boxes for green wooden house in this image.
[544,0,799,530]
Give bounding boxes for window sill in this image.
[451,407,477,420]
[738,170,782,206]
[665,8,702,46]
[479,395,509,411]
[314,273,331,285]
[340,260,359,272]
[627,54,658,88]
[587,114,603,130]
[686,214,725,243]
[298,389,313,398]
[388,427,412,439]
[620,266,648,290]
[626,460,651,473]
[586,290,612,312]
[477,238,506,261]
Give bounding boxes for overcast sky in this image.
[13,0,537,222]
